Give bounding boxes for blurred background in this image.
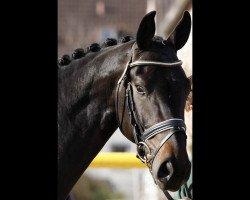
[58,0,192,199]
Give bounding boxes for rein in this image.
[115,44,187,200]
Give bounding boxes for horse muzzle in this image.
[156,156,191,191]
[151,130,191,191]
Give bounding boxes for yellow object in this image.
[89,152,147,168]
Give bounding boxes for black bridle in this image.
[115,45,188,200]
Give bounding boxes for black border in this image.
[193,2,247,199]
[193,2,220,199]
[2,1,57,199]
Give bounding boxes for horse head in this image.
[116,11,192,192]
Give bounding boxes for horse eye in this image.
[135,85,145,94]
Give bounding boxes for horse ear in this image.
[170,11,191,51]
[136,11,156,49]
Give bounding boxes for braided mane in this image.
[58,36,134,67]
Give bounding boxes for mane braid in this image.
[102,38,117,47]
[72,48,85,59]
[120,35,134,43]
[58,54,71,67]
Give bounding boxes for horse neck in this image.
[57,41,134,199]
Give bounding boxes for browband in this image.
[117,60,183,85]
[129,60,183,68]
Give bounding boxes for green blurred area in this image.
[72,174,124,200]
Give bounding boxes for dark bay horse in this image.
[58,11,192,200]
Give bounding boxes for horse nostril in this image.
[158,161,174,183]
